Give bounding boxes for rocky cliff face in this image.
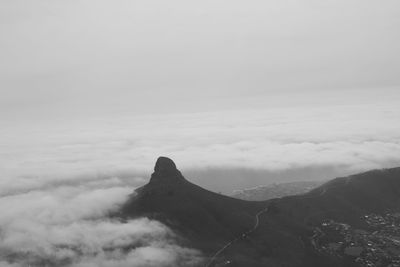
[149,156,185,184]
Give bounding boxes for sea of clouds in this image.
[1,104,400,266]
[0,177,203,266]
[2,104,400,179]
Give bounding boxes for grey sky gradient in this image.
[1,0,400,119]
[1,0,400,189]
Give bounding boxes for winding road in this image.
[205,187,329,266]
[205,206,270,267]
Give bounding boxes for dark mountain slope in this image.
[274,168,400,228]
[121,157,266,247]
[120,158,400,267]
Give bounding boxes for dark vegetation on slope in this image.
[120,157,400,267]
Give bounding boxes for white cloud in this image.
[2,104,400,183]
[0,103,400,266]
[0,181,203,266]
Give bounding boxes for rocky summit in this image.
[150,156,185,183]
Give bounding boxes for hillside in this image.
[276,168,400,227]
[120,157,266,247]
[120,158,400,267]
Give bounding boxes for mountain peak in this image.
[154,156,177,173]
[150,156,184,183]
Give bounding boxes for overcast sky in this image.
[1,0,400,119]
[1,0,400,184]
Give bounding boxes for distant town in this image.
[311,212,400,267]
[232,181,322,201]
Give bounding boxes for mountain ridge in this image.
[120,157,400,267]
[232,180,323,201]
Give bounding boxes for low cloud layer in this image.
[0,100,399,266]
[2,103,400,180]
[0,180,202,266]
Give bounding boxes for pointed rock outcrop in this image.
[149,156,185,184]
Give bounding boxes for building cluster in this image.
[311,212,400,267]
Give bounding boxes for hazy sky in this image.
[1,0,400,119]
[1,0,400,185]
